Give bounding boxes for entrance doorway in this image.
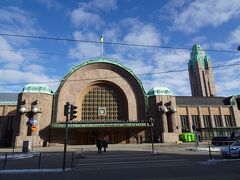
[75,128,128,145]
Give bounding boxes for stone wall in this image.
[15,92,53,147]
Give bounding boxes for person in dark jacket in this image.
[103,135,109,152]
[96,138,103,155]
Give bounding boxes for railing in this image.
[199,127,240,140]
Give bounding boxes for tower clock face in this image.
[98,107,106,115]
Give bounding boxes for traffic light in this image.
[70,105,77,120]
[64,103,70,116]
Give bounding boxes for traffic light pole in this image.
[150,118,155,155]
[63,102,70,171]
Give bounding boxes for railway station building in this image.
[0,44,239,147]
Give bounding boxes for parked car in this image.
[231,130,240,140]
[220,141,240,158]
[211,136,235,146]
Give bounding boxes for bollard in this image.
[71,152,74,169]
[38,152,42,169]
[3,153,7,169]
[12,146,15,159]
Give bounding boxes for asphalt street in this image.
[0,143,240,180]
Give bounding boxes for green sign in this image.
[51,122,149,128]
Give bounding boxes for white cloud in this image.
[103,27,121,42]
[71,7,102,28]
[36,0,62,10]
[0,6,39,46]
[215,58,240,96]
[0,37,24,64]
[0,6,60,92]
[124,24,161,46]
[70,0,117,28]
[84,0,117,11]
[68,31,102,59]
[160,0,240,33]
[23,64,46,74]
[124,60,154,75]
[209,25,240,51]
[229,26,240,45]
[146,49,191,95]
[113,48,191,95]
[0,69,59,92]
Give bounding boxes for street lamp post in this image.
[208,127,212,160]
[150,117,155,155]
[19,103,40,152]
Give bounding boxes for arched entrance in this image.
[52,58,147,145]
[76,82,129,144]
[80,82,128,121]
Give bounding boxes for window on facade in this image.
[203,115,211,128]
[224,115,234,127]
[213,115,222,127]
[192,115,200,129]
[180,115,189,132]
[81,84,127,122]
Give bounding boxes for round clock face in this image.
[100,109,105,114]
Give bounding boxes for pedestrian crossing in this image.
[74,152,193,170]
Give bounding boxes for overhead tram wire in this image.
[0,48,71,57]
[0,33,239,54]
[0,63,239,86]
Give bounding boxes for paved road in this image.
[1,149,240,180]
[0,143,240,179]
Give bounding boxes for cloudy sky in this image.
[0,0,239,96]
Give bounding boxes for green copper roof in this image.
[189,44,211,71]
[22,84,53,94]
[56,57,146,95]
[230,95,240,106]
[147,87,174,96]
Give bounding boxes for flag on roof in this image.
[100,35,104,43]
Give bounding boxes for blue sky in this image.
[0,0,239,96]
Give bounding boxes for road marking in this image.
[198,158,240,165]
[74,159,194,171]
[75,159,189,167]
[77,155,173,162]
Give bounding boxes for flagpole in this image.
[100,35,104,58]
[101,41,103,58]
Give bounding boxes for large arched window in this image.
[81,83,128,122]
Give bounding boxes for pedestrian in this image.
[140,135,143,144]
[198,133,201,142]
[96,138,102,155]
[103,135,109,152]
[135,135,139,144]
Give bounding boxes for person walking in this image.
[103,135,109,152]
[96,138,103,155]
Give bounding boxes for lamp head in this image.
[31,106,39,113]
[19,106,27,114]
